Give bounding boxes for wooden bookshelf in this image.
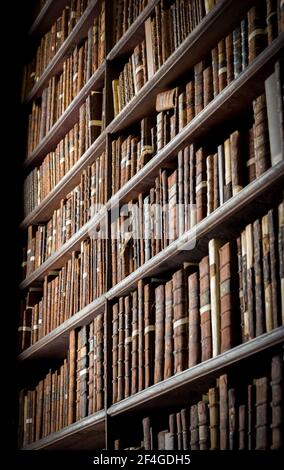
[17,0,284,453]
[23,61,105,169]
[25,0,100,104]
[22,410,105,450]
[108,328,284,415]
[29,0,70,37]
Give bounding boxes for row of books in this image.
[26,13,105,157]
[111,202,284,403]
[113,0,148,44]
[144,0,219,78]
[19,236,106,352]
[112,0,283,116]
[22,0,92,100]
[19,199,283,361]
[113,354,283,450]
[18,317,104,447]
[24,91,104,217]
[23,152,106,275]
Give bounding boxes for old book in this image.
[164,280,173,380]
[255,377,269,450]
[196,147,207,223]
[238,404,247,450]
[165,414,176,450]
[194,61,204,114]
[124,296,132,399]
[156,88,178,112]
[117,298,125,402]
[278,201,284,325]
[68,330,76,425]
[143,417,152,450]
[190,404,199,450]
[138,280,145,392]
[228,388,237,450]
[209,387,219,450]
[253,220,265,337]
[268,209,280,329]
[144,283,155,388]
[262,215,273,332]
[253,94,270,177]
[181,408,189,450]
[219,374,228,449]
[248,4,266,63]
[198,399,209,450]
[265,67,284,166]
[173,269,188,374]
[247,383,255,450]
[270,354,283,449]
[246,224,255,340]
[199,256,212,361]
[209,239,222,357]
[188,272,200,367]
[131,290,139,395]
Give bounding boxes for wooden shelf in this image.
[20,208,105,290]
[26,0,100,104]
[23,62,105,170]
[107,0,257,134]
[107,0,159,61]
[29,0,70,37]
[22,410,105,450]
[107,35,284,205]
[108,327,284,416]
[20,131,106,229]
[106,161,284,301]
[17,296,105,362]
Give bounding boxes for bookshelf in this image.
[17,0,284,452]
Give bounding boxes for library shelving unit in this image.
[17,0,284,451]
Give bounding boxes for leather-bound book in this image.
[268,209,280,329]
[143,417,152,450]
[209,387,219,450]
[154,283,165,383]
[253,94,270,177]
[189,144,197,228]
[131,290,139,395]
[271,354,283,449]
[112,302,119,404]
[233,26,242,79]
[253,220,265,337]
[117,297,125,402]
[206,154,214,215]
[168,170,178,241]
[255,377,269,450]
[238,404,247,449]
[173,269,188,373]
[246,224,255,340]
[225,33,234,84]
[196,147,207,223]
[203,65,213,107]
[248,4,267,63]
[138,280,145,391]
[164,279,173,380]
[230,130,243,196]
[190,404,199,450]
[144,283,155,388]
[68,329,76,425]
[124,296,132,398]
[88,321,94,414]
[156,88,178,112]
[211,47,219,97]
[224,138,232,202]
[186,80,195,124]
[176,412,182,450]
[199,256,212,361]
[209,239,222,357]
[229,388,237,449]
[219,240,240,352]
[165,414,176,450]
[198,399,210,450]
[248,383,255,450]
[181,408,189,450]
[265,63,284,167]
[266,0,278,45]
[188,272,200,367]
[262,214,273,332]
[219,374,228,449]
[218,39,227,91]
[194,61,204,115]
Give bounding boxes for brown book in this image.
[144,283,155,388]
[188,272,200,367]
[262,215,273,332]
[209,387,219,450]
[196,147,207,223]
[211,47,219,97]
[219,374,228,449]
[181,408,189,450]
[238,404,247,450]
[209,239,222,357]
[270,354,283,449]
[176,412,182,450]
[248,383,255,450]
[154,284,165,384]
[124,296,132,399]
[248,4,266,63]
[253,94,270,177]
[228,388,237,450]
[164,279,173,380]
[194,61,204,115]
[278,201,284,325]
[156,88,178,112]
[225,33,234,84]
[198,400,209,450]
[190,404,199,450]
[143,417,152,450]
[68,330,76,425]
[112,302,119,396]
[173,269,188,374]
[131,290,139,395]
[246,224,255,340]
[203,65,213,107]
[199,256,212,361]
[255,377,269,450]
[219,241,239,353]
[253,219,265,337]
[117,297,125,402]
[218,39,227,91]
[268,209,280,329]
[138,280,145,392]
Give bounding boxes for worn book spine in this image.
[68,330,76,425]
[209,239,222,357]
[196,147,207,224]
[219,374,228,450]
[278,200,284,325]
[144,284,155,388]
[190,404,199,450]
[270,354,283,449]
[173,269,188,374]
[154,284,165,383]
[164,280,173,380]
[255,377,269,449]
[246,224,255,340]
[117,297,125,402]
[124,296,132,399]
[138,280,145,391]
[253,219,265,337]
[248,383,255,450]
[131,290,139,395]
[229,388,237,450]
[199,256,212,361]
[188,272,200,367]
[253,94,270,177]
[209,387,219,450]
[238,404,247,450]
[198,400,210,450]
[181,408,189,450]
[262,214,273,332]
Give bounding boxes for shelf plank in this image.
[22,410,105,450]
[108,327,284,416]
[29,0,69,37]
[17,296,105,362]
[107,0,159,61]
[107,0,265,134]
[107,161,284,300]
[26,0,100,104]
[23,62,105,170]
[20,208,105,290]
[109,35,284,204]
[20,131,106,229]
